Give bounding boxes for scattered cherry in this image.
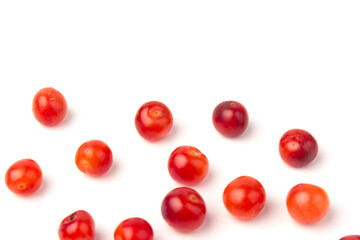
[5,159,43,195]
[212,100,249,137]
[340,235,360,240]
[114,217,154,240]
[286,183,329,224]
[32,87,68,126]
[75,140,113,177]
[135,101,173,141]
[223,175,266,220]
[279,129,318,167]
[161,187,206,232]
[58,210,95,240]
[168,145,209,185]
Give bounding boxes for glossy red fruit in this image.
[58,210,95,240]
[340,236,360,240]
[5,159,43,195]
[135,101,173,141]
[161,187,206,232]
[212,100,249,137]
[279,129,318,167]
[75,140,113,177]
[168,145,209,185]
[286,183,329,224]
[114,217,154,240]
[223,176,266,220]
[32,87,67,126]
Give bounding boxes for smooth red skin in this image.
[286,183,329,224]
[75,140,113,176]
[114,217,154,240]
[223,176,266,220]
[58,210,95,240]
[134,101,173,141]
[340,236,360,240]
[161,187,206,232]
[32,87,67,126]
[5,159,43,195]
[168,145,209,185]
[212,100,249,137]
[279,129,318,168]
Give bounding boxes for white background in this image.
[0,1,360,239]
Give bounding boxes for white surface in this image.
[1,1,360,239]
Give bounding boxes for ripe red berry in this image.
[114,217,154,240]
[135,101,173,141]
[286,183,329,224]
[279,129,318,167]
[212,100,249,137]
[168,145,209,185]
[75,140,113,177]
[223,176,266,220]
[32,87,68,126]
[58,210,95,240]
[5,159,43,195]
[340,236,360,240]
[161,187,206,232]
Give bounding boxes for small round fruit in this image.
[212,100,249,137]
[75,140,113,176]
[168,145,209,185]
[286,183,329,224]
[32,87,68,126]
[340,236,360,240]
[58,210,95,240]
[5,159,43,195]
[279,129,318,167]
[114,217,154,240]
[223,176,266,220]
[161,187,206,232]
[134,101,173,141]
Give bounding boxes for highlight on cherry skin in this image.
[32,87,68,126]
[212,100,249,138]
[58,210,95,240]
[161,187,206,232]
[340,235,360,240]
[134,101,173,141]
[222,175,266,220]
[75,140,113,177]
[5,159,43,195]
[279,128,318,168]
[286,183,329,224]
[168,145,209,186]
[114,217,154,240]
